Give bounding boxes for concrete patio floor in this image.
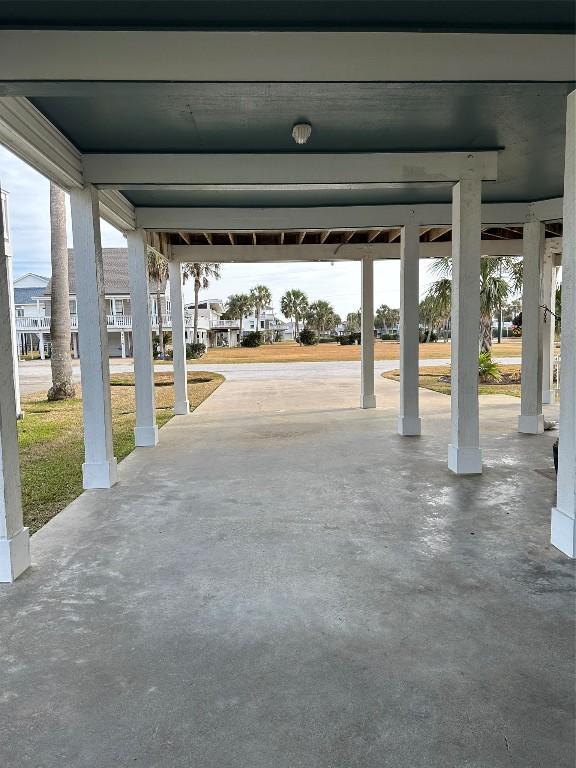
[1,375,574,767]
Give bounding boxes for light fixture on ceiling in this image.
[292,122,312,145]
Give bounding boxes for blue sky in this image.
[1,146,434,318]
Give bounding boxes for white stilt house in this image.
[0,3,574,579]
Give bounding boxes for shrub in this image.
[299,328,318,346]
[478,351,501,383]
[318,336,338,343]
[241,331,263,347]
[185,343,206,359]
[339,334,357,346]
[419,330,438,343]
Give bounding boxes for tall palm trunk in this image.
[156,286,164,357]
[480,314,493,353]
[193,279,200,341]
[238,316,243,346]
[47,182,75,400]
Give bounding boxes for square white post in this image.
[360,255,376,409]
[552,90,576,558]
[70,185,118,489]
[0,192,30,581]
[127,229,158,447]
[448,179,482,474]
[398,218,421,435]
[518,220,545,433]
[168,259,189,415]
[541,248,557,405]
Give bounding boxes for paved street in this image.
[17,355,523,394]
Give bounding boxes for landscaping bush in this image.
[419,330,438,343]
[379,332,399,341]
[478,351,502,383]
[339,333,358,345]
[241,331,263,347]
[186,342,206,359]
[318,336,338,343]
[299,328,318,346]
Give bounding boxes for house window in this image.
[16,307,24,317]
[69,299,77,315]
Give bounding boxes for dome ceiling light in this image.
[292,122,312,145]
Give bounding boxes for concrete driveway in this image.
[2,366,572,767]
[17,355,522,393]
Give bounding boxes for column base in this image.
[448,444,482,475]
[0,527,31,583]
[542,390,556,405]
[518,414,545,434]
[398,415,422,436]
[551,507,576,558]
[82,458,118,489]
[174,400,190,416]
[361,393,376,409]
[134,425,159,447]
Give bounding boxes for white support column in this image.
[360,255,376,409]
[72,332,78,359]
[120,331,126,359]
[70,185,118,489]
[398,217,421,435]
[448,179,482,474]
[552,90,576,558]
[0,193,30,582]
[518,220,545,434]
[38,332,45,360]
[168,259,189,415]
[541,249,557,405]
[127,229,158,447]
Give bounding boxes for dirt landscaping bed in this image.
[383,364,522,397]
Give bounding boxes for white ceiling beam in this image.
[170,240,527,263]
[135,202,536,231]
[0,97,136,231]
[0,96,83,189]
[98,190,136,232]
[83,152,498,186]
[531,198,564,222]
[0,32,573,83]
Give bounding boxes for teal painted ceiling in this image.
[28,82,574,206]
[0,1,573,32]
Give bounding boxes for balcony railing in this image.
[16,313,199,332]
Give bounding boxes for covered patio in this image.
[0,2,575,763]
[0,374,572,766]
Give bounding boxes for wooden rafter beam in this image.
[203,232,213,245]
[279,231,284,245]
[178,231,191,245]
[228,232,235,245]
[428,227,452,241]
[252,232,257,245]
[388,227,402,243]
[343,231,355,243]
[367,229,382,243]
[320,230,331,244]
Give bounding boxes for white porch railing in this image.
[16,313,199,333]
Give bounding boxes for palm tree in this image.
[226,293,254,345]
[47,182,75,400]
[426,255,519,353]
[345,310,361,334]
[280,289,308,341]
[250,284,272,337]
[185,263,221,342]
[375,304,400,333]
[147,246,168,358]
[306,300,338,339]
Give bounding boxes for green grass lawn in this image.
[383,365,522,398]
[18,371,224,534]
